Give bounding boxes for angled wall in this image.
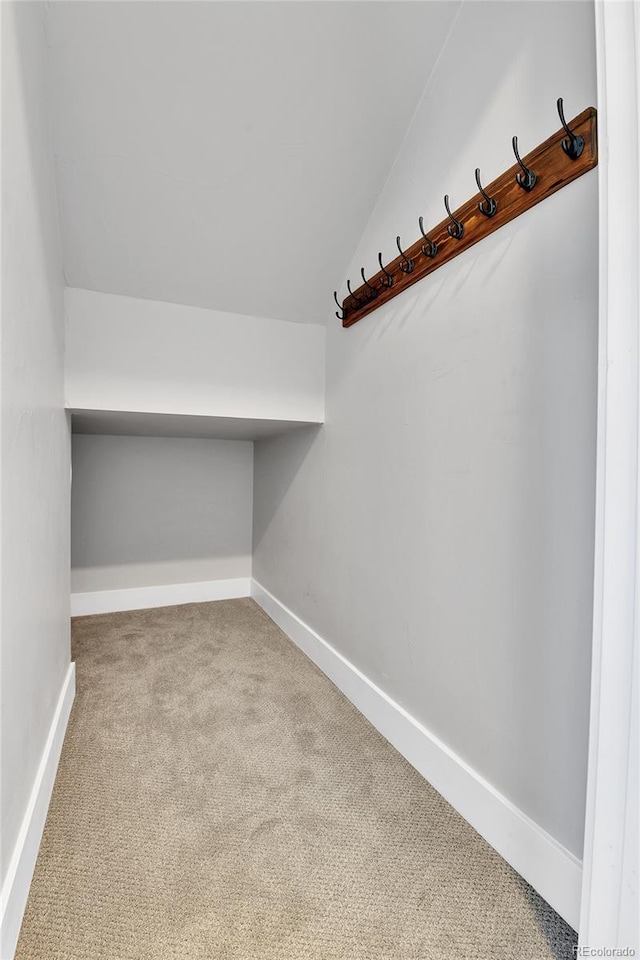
[252,0,598,928]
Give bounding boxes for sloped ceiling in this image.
[47,1,457,323]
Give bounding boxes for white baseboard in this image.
[71,577,251,617]
[0,663,76,960]
[251,579,582,931]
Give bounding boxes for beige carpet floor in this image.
[17,598,577,960]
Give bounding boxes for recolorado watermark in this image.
[573,949,636,958]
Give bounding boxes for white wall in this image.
[64,288,325,423]
[253,0,597,877]
[0,0,71,951]
[71,435,253,594]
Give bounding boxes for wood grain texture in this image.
[340,107,598,328]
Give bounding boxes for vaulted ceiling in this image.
[46,1,458,324]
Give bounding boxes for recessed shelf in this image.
[69,408,323,441]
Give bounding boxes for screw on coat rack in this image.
[346,279,363,307]
[360,268,377,299]
[512,136,536,191]
[444,195,464,239]
[396,236,414,273]
[475,168,497,217]
[557,97,584,159]
[418,216,437,258]
[378,252,393,287]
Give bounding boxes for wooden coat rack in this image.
[336,100,598,328]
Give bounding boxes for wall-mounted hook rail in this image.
[336,102,597,328]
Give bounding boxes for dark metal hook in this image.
[360,267,377,299]
[418,216,437,258]
[378,252,393,287]
[396,236,414,273]
[512,136,536,191]
[557,97,584,160]
[333,290,344,321]
[475,168,497,218]
[444,195,464,240]
[346,279,363,306]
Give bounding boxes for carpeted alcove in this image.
[16,599,577,960]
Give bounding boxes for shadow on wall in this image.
[252,425,324,557]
